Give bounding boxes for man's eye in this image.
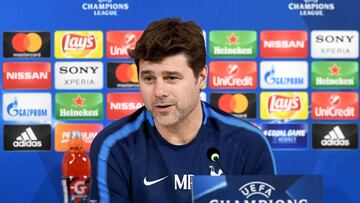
[143,76,155,82]
[165,76,178,81]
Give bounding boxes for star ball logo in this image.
[107,62,139,88]
[106,31,143,58]
[311,61,358,89]
[209,61,257,89]
[55,31,103,58]
[209,31,257,58]
[3,32,50,58]
[210,93,256,118]
[260,92,308,120]
[55,93,103,120]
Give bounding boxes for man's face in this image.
[139,53,206,127]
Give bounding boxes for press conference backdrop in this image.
[0,0,359,202]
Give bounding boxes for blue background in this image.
[0,0,359,202]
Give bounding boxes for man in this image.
[90,18,276,203]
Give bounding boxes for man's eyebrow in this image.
[140,70,154,75]
[162,71,182,76]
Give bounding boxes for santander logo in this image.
[268,95,301,113]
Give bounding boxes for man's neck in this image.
[155,101,203,146]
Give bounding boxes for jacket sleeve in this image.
[89,136,131,203]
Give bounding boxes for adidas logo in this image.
[13,127,42,148]
[321,125,350,146]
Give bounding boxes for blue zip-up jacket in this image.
[89,101,276,202]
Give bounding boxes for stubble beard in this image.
[151,97,198,127]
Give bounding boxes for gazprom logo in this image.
[3,93,51,121]
[260,61,308,89]
[6,97,47,117]
[239,181,275,198]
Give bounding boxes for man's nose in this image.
[154,80,169,98]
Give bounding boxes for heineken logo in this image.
[312,61,358,89]
[55,93,103,120]
[209,31,257,58]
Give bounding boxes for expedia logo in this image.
[55,31,103,58]
[210,93,256,118]
[3,125,51,151]
[107,63,139,88]
[3,32,50,58]
[312,123,358,149]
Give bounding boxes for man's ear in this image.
[198,65,208,89]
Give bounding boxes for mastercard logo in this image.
[116,63,138,83]
[218,94,249,113]
[11,33,42,52]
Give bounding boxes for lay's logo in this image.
[261,92,308,120]
[62,34,96,52]
[267,95,301,113]
[55,31,103,58]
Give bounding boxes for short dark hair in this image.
[128,17,206,78]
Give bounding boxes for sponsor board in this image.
[311,30,359,58]
[209,31,257,58]
[54,123,103,152]
[260,61,308,89]
[3,93,51,121]
[260,92,308,120]
[55,31,103,58]
[3,62,51,89]
[209,61,257,89]
[210,93,256,118]
[107,92,143,120]
[55,93,103,120]
[3,32,50,58]
[312,123,358,149]
[3,124,51,151]
[261,123,307,149]
[311,92,358,120]
[260,31,308,58]
[107,62,139,88]
[311,61,358,89]
[106,31,143,58]
[55,61,103,89]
